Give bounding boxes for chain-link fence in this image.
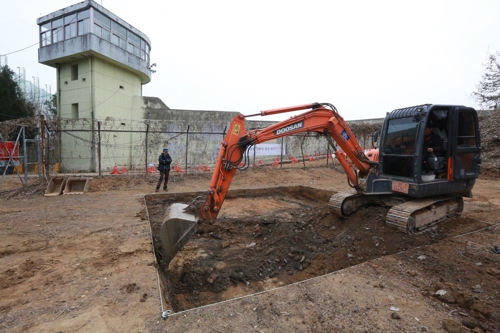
[0,116,44,193]
[47,117,377,175]
[1,115,382,193]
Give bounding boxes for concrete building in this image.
[37,0,154,172]
[37,0,152,120]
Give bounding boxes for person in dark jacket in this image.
[156,148,172,192]
[422,125,444,166]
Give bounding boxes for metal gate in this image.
[0,126,43,193]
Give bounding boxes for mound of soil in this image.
[1,159,500,332]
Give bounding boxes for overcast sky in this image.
[2,0,500,121]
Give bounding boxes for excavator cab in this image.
[361,104,481,232]
[376,104,481,196]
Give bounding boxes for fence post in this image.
[22,127,28,185]
[280,137,284,168]
[300,134,307,169]
[98,121,101,176]
[326,144,329,167]
[185,125,190,174]
[44,119,52,177]
[91,113,96,173]
[253,145,256,166]
[47,128,50,176]
[37,138,42,178]
[222,126,227,166]
[40,115,46,178]
[145,123,149,174]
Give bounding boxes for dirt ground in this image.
[1,160,500,333]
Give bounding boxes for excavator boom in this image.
[199,102,378,222]
[159,103,378,264]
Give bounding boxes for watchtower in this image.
[37,0,152,120]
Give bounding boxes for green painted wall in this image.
[59,59,91,118]
[59,57,142,119]
[92,57,142,119]
[58,56,144,172]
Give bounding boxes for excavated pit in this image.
[145,186,487,313]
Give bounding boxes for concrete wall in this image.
[138,97,374,169]
[59,57,142,119]
[56,96,384,173]
[92,57,142,119]
[59,58,91,118]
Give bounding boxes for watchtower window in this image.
[71,103,79,118]
[71,65,78,81]
[77,10,90,36]
[78,19,90,36]
[93,10,110,41]
[52,18,63,43]
[64,14,77,39]
[40,23,51,46]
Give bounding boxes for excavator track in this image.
[328,190,361,216]
[386,195,464,234]
[330,190,464,234]
[329,190,409,217]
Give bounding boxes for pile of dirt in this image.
[87,174,158,192]
[1,163,500,333]
[148,188,498,329]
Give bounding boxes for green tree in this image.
[42,94,57,119]
[0,65,36,122]
[473,51,500,110]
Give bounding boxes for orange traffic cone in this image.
[258,159,263,166]
[110,165,121,174]
[147,164,156,173]
[272,157,279,167]
[122,165,129,174]
[309,156,316,161]
[203,164,211,172]
[197,165,203,171]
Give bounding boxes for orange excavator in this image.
[161,102,481,264]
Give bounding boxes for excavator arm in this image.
[199,102,379,223]
[161,102,476,265]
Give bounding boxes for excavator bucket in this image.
[160,203,199,266]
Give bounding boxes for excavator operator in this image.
[423,124,444,167]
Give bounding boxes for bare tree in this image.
[473,51,500,110]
